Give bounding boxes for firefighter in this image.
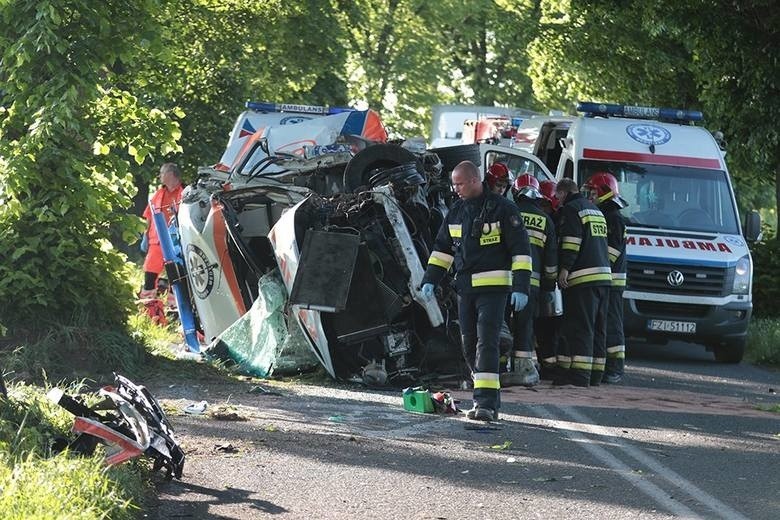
[503,174,558,386]
[486,162,511,196]
[583,172,627,384]
[554,178,611,387]
[421,160,531,421]
[535,179,562,379]
[485,160,514,367]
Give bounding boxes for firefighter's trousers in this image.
[605,288,625,377]
[511,287,539,359]
[534,314,560,374]
[458,292,505,411]
[558,285,608,386]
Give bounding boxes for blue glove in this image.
[140,232,149,254]
[421,283,435,300]
[511,292,528,312]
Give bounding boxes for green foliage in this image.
[335,0,548,137]
[128,0,349,176]
[528,1,700,111]
[526,0,779,224]
[0,0,181,329]
[127,311,182,361]
[0,381,71,458]
[749,238,780,318]
[746,318,780,367]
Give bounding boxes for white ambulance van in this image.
[514,102,761,362]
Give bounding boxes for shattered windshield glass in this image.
[579,160,740,234]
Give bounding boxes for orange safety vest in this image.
[142,184,183,274]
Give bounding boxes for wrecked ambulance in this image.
[176,102,463,384]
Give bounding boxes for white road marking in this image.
[515,405,750,520]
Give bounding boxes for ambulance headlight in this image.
[732,255,751,295]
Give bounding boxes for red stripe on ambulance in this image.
[583,148,721,169]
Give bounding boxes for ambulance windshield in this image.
[579,161,740,234]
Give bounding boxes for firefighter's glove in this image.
[140,232,149,254]
[511,292,528,312]
[421,283,435,300]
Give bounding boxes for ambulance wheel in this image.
[713,339,745,364]
[342,144,421,193]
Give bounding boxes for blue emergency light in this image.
[245,101,354,115]
[576,101,703,122]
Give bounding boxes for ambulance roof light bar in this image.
[245,101,354,115]
[576,101,703,123]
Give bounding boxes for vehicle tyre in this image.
[342,144,422,193]
[713,338,746,363]
[429,144,481,173]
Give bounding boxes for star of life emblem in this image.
[626,123,671,146]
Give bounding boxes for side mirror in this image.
[744,210,761,242]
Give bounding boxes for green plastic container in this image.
[403,388,434,413]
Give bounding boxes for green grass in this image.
[0,264,238,520]
[0,301,209,520]
[0,381,146,519]
[755,403,780,414]
[746,317,780,367]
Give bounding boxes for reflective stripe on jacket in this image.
[423,189,531,294]
[558,192,611,288]
[517,198,557,290]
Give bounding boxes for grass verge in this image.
[0,307,219,520]
[0,381,146,519]
[746,317,780,367]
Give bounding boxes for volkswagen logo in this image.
[667,270,684,287]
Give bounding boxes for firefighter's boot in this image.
[501,357,540,387]
[466,405,499,421]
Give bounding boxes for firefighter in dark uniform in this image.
[535,179,562,379]
[583,172,627,384]
[503,174,558,386]
[421,161,531,421]
[554,178,611,387]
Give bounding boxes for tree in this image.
[335,0,548,138]
[0,0,181,328]
[123,0,350,216]
[526,0,779,229]
[654,0,780,232]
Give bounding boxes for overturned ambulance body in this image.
[177,103,462,384]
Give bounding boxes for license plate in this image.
[647,319,696,334]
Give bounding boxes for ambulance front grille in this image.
[634,301,711,319]
[626,261,730,297]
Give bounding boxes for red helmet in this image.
[486,162,510,190]
[512,174,542,199]
[539,179,559,210]
[584,172,625,208]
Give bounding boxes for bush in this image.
[749,238,780,318]
[746,318,780,367]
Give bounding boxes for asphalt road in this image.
[145,342,779,520]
